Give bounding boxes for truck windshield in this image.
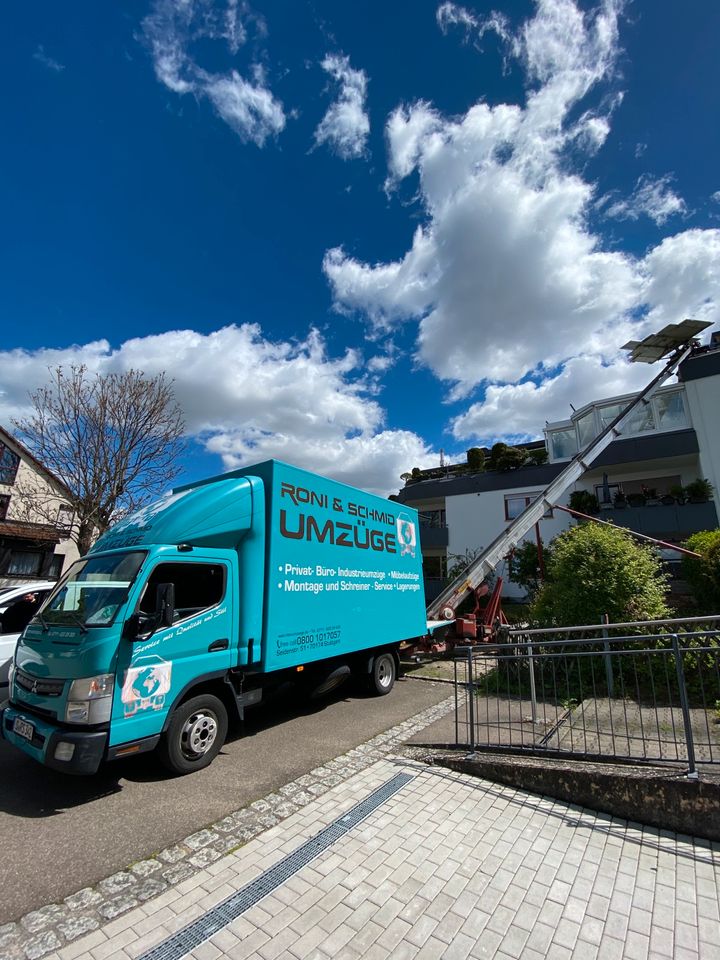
[38,552,146,629]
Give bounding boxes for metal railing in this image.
[453,615,720,777]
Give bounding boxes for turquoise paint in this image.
[1,461,426,773]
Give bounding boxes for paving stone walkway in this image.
[3,689,720,960]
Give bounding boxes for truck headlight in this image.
[65,674,114,724]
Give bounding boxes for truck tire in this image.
[159,694,228,775]
[368,652,396,696]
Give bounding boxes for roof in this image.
[0,520,61,544]
[396,462,566,501]
[0,425,73,500]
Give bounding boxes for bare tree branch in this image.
[13,366,186,554]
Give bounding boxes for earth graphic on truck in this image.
[396,513,417,558]
[121,655,172,716]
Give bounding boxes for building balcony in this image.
[596,501,718,540]
[419,524,449,548]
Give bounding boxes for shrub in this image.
[681,529,720,613]
[466,447,485,472]
[527,448,549,466]
[568,490,600,515]
[532,522,670,626]
[508,539,552,600]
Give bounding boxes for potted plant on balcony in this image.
[613,491,627,509]
[569,490,600,515]
[669,483,686,505]
[661,491,676,505]
[685,478,714,504]
[627,491,646,507]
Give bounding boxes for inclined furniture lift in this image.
[422,319,712,649]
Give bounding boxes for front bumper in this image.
[1,705,107,775]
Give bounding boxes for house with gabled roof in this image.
[0,426,80,586]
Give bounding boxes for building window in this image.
[419,509,446,528]
[422,556,447,579]
[7,551,43,577]
[575,409,597,449]
[654,391,688,431]
[504,494,553,521]
[0,494,9,520]
[0,443,20,485]
[47,554,64,579]
[56,504,74,534]
[549,428,578,461]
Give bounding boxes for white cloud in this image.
[0,326,434,496]
[33,45,65,73]
[315,54,370,160]
[324,0,720,440]
[605,174,687,225]
[451,354,651,440]
[142,0,285,146]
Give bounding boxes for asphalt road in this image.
[0,677,448,923]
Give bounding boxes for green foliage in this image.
[494,446,528,471]
[508,539,552,600]
[532,523,670,626]
[685,478,714,501]
[466,447,485,472]
[527,448,548,466]
[411,466,421,478]
[681,529,720,613]
[568,490,600,514]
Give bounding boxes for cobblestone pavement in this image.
[0,695,457,960]
[4,689,720,960]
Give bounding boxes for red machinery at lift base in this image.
[408,577,509,656]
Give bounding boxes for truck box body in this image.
[1,460,427,775]
[182,460,426,672]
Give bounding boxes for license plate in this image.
[13,717,34,742]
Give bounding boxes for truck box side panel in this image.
[261,461,426,672]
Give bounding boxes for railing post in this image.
[466,647,476,757]
[602,613,614,698]
[527,636,537,724]
[671,633,698,779]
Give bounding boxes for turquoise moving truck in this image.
[1,461,427,775]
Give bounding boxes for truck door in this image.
[111,557,233,747]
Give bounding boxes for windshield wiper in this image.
[67,613,89,634]
[35,610,49,632]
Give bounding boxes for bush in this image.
[532,523,670,626]
[568,490,600,515]
[508,539,552,600]
[494,446,528,471]
[682,529,720,613]
[466,447,485,472]
[527,448,548,466]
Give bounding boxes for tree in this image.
[532,523,670,626]
[13,366,186,555]
[508,538,552,600]
[681,529,720,613]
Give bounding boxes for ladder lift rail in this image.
[426,340,697,621]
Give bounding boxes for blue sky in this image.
[1,0,719,495]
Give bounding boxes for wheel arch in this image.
[161,671,241,733]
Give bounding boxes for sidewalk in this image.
[31,754,720,960]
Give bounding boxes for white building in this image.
[0,427,80,586]
[395,339,720,602]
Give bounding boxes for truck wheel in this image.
[159,694,228,775]
[368,652,396,696]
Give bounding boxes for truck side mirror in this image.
[156,582,175,628]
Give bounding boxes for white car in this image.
[0,581,57,691]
